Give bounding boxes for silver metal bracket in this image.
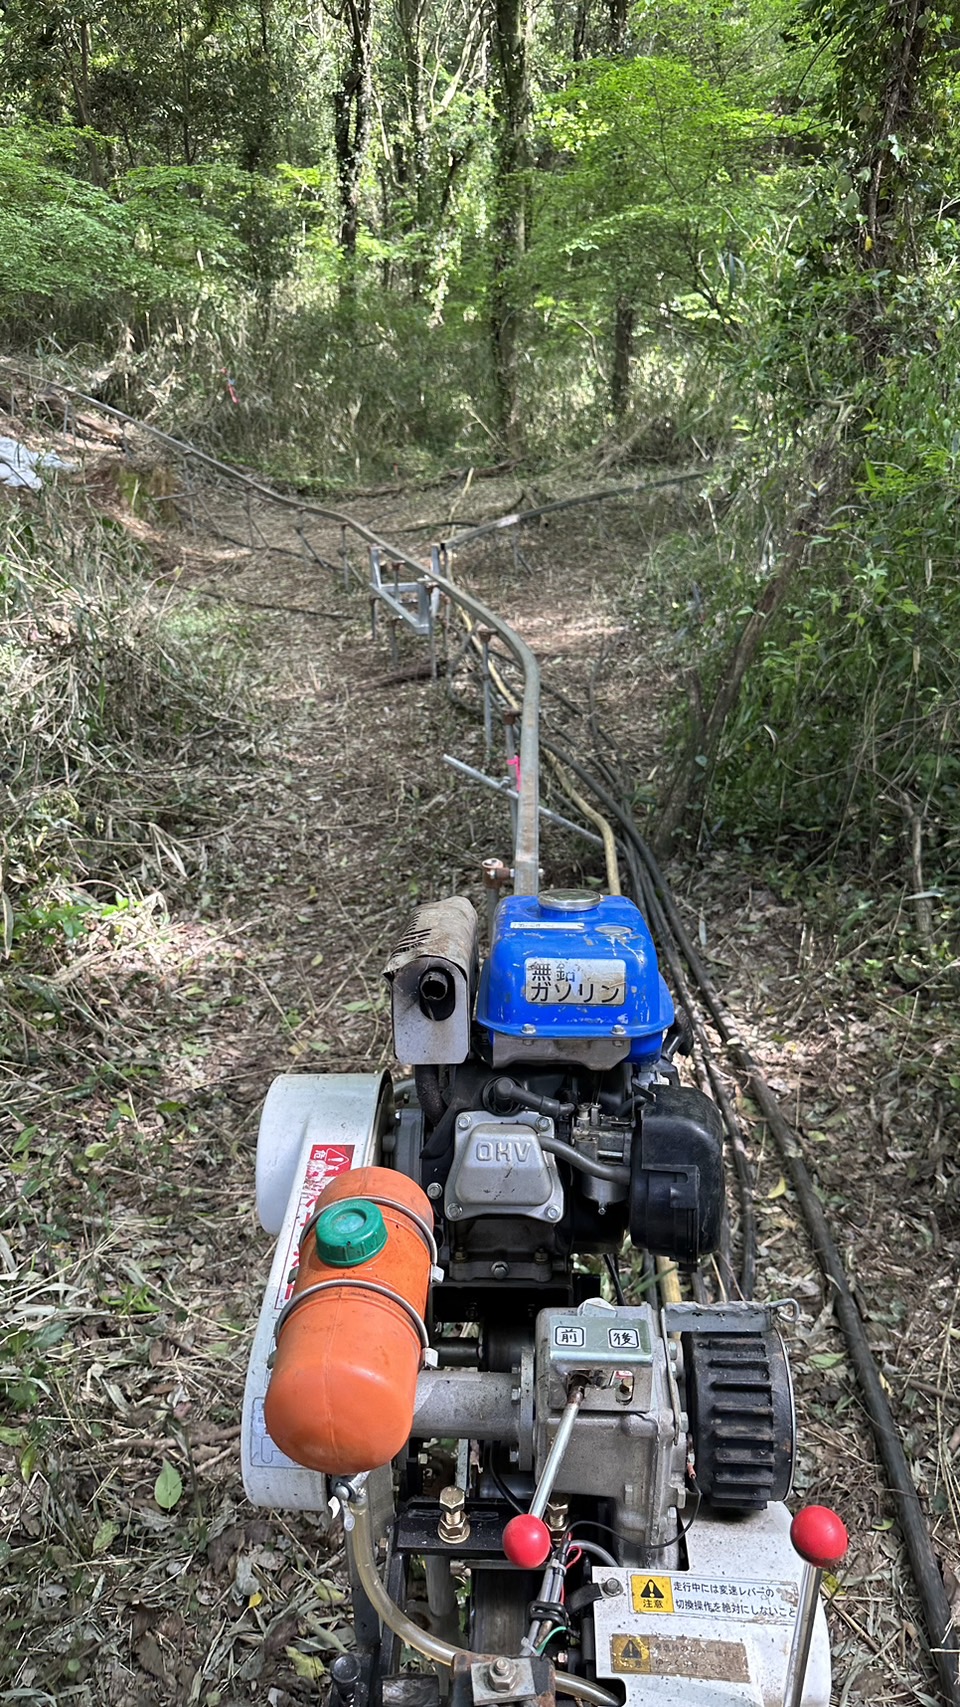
[662,1299,798,1336]
[469,1658,538,1706]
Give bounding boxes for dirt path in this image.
[3,450,957,1706]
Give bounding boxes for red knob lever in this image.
[503,1513,552,1569]
[784,1506,847,1707]
[790,1505,849,1570]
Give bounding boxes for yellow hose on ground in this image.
[656,1253,683,1306]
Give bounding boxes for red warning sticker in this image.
[274,1142,355,1308]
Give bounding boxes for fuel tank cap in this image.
[314,1199,387,1267]
[537,889,602,914]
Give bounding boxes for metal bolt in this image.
[491,1261,510,1279]
[448,1203,462,1218]
[601,1577,623,1597]
[426,1182,443,1200]
[611,1024,626,1037]
[438,1484,470,1544]
[546,1205,560,1220]
[536,1116,551,1133]
[457,1114,471,1130]
[545,1498,569,1538]
[484,1659,517,1693]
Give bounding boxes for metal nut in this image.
[485,1659,517,1693]
[601,1577,623,1597]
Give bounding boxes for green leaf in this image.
[154,1460,183,1510]
[92,1519,121,1554]
[809,1352,845,1370]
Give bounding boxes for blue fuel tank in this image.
[476,890,674,1067]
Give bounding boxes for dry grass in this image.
[1,401,956,1706]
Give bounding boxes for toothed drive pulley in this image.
[685,1326,796,1510]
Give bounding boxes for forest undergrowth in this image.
[0,396,958,1703]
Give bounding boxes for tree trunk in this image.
[861,0,928,267]
[611,296,635,419]
[606,0,628,52]
[490,0,529,449]
[333,0,375,296]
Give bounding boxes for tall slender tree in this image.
[490,0,530,445]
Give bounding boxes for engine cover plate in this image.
[444,1112,564,1224]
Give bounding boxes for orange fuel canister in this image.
[264,1166,435,1476]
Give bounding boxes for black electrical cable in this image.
[486,1449,524,1513]
[543,734,960,1706]
[604,1253,627,1307]
[644,1490,702,1553]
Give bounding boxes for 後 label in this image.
[524,957,626,1006]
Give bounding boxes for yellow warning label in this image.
[611,1635,749,1683]
[610,1635,650,1674]
[631,1574,675,1615]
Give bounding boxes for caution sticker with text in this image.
[630,1573,798,1623]
[610,1633,750,1683]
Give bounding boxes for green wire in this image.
[536,1627,568,1655]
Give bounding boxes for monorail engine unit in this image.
[244,890,830,1707]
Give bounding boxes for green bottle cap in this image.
[314,1198,388,1267]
